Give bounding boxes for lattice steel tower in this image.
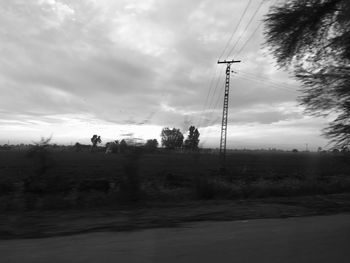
[217,59,241,172]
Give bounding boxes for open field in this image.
[1,148,350,238]
[1,149,350,210]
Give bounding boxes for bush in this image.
[144,139,158,153]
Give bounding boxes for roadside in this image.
[1,193,350,239]
[2,214,350,263]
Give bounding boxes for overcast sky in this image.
[0,0,330,150]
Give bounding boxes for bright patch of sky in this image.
[0,0,330,150]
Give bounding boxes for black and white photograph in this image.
[0,0,349,262]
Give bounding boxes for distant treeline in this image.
[0,143,349,155]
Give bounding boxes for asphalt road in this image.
[1,214,349,263]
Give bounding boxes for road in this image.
[1,214,349,263]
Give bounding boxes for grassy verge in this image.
[1,193,350,239]
[1,174,350,211]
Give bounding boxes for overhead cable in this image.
[227,0,266,57]
[218,0,253,60]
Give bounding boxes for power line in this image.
[198,78,226,145]
[236,0,279,57]
[200,1,253,128]
[199,73,226,147]
[202,73,297,131]
[206,78,226,126]
[227,0,266,57]
[235,21,263,57]
[235,74,298,94]
[205,85,226,128]
[236,75,297,94]
[197,65,220,128]
[201,70,226,128]
[238,71,298,91]
[199,0,282,149]
[240,72,296,91]
[204,73,297,128]
[217,59,241,173]
[207,70,225,112]
[198,0,267,130]
[218,0,253,60]
[201,73,297,130]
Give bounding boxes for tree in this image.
[119,139,128,153]
[27,137,53,176]
[161,127,184,149]
[264,0,350,147]
[105,140,119,153]
[144,139,158,152]
[184,126,200,150]
[74,142,82,152]
[90,135,101,148]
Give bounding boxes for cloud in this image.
[200,115,330,150]
[0,0,328,147]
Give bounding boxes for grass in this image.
[0,149,350,211]
[2,193,350,239]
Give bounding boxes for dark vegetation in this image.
[264,0,350,148]
[90,134,101,146]
[160,127,184,150]
[1,132,350,238]
[0,144,350,212]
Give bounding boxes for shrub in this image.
[144,139,158,153]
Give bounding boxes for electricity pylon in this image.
[217,59,241,174]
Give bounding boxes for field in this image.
[1,148,350,211]
[1,148,350,238]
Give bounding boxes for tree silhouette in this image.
[161,127,184,149]
[119,139,128,153]
[90,135,101,148]
[144,139,158,152]
[74,142,82,152]
[184,126,200,150]
[264,0,350,147]
[105,141,119,153]
[27,136,53,176]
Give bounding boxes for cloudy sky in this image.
[0,0,330,150]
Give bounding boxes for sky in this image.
[0,0,331,150]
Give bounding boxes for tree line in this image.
[88,125,200,153]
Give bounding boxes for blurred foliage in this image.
[184,126,200,151]
[144,139,159,153]
[264,0,350,147]
[26,137,54,176]
[1,149,350,211]
[161,127,184,149]
[90,135,102,149]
